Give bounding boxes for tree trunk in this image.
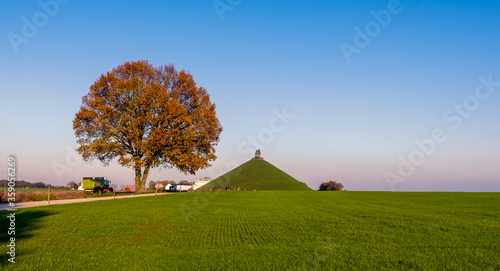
[141,166,150,193]
[134,164,151,194]
[134,165,142,193]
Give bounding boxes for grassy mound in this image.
[200,159,311,191]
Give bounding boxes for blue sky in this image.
[1,0,499,191]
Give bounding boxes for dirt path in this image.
[0,192,172,210]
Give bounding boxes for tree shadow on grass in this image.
[0,209,58,265]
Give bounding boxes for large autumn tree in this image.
[73,60,222,193]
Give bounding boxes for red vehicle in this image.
[124,184,135,192]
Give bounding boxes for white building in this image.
[164,183,172,191]
[171,183,192,191]
[192,177,211,190]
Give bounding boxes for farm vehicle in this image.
[81,177,113,194]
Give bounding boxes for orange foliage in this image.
[73,60,222,193]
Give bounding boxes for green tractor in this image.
[82,177,113,194]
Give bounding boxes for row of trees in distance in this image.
[0,180,70,190]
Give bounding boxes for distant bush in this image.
[319,181,344,191]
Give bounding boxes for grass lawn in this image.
[1,191,499,270]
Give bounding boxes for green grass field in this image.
[1,191,499,270]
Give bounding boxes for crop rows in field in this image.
[1,191,499,270]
